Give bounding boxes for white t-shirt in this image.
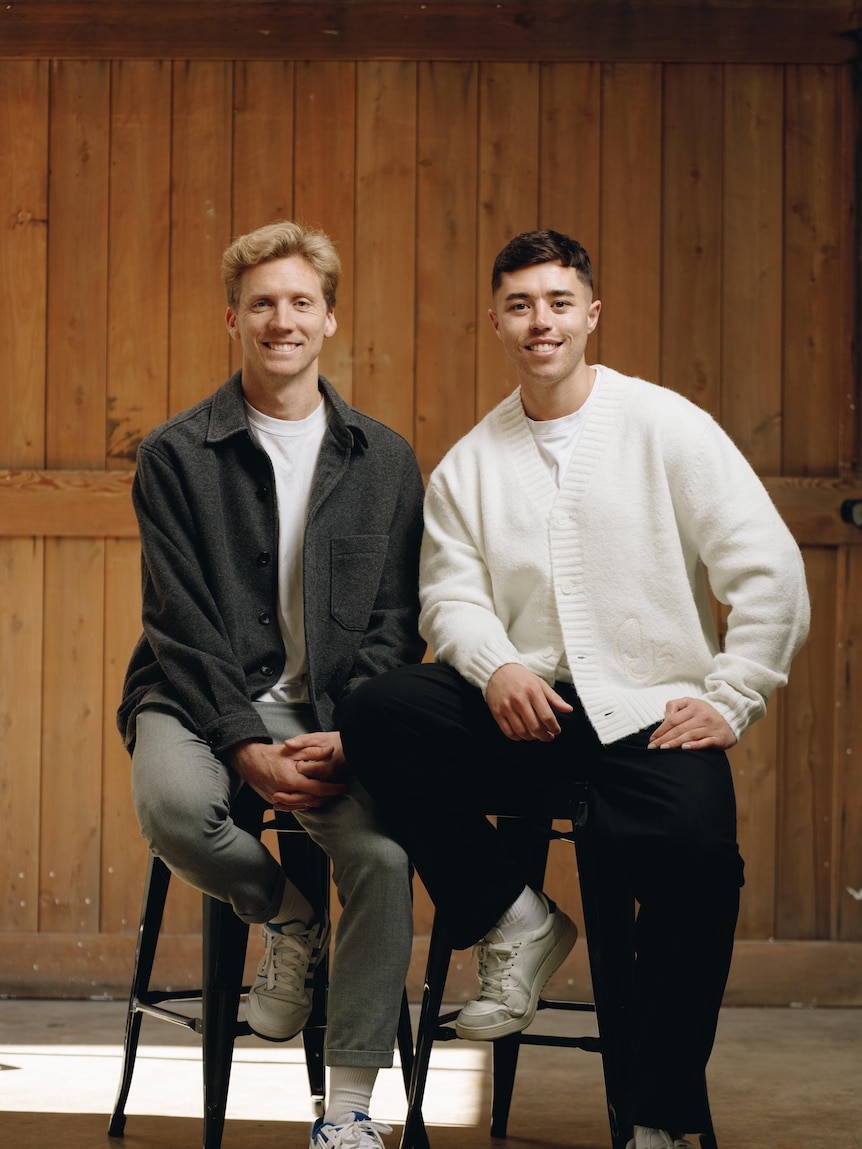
[245,398,328,703]
[524,370,601,681]
[526,367,601,488]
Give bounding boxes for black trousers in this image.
[338,662,744,1133]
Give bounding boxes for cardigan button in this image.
[260,664,274,676]
[256,485,270,501]
[258,612,271,625]
[256,552,272,566]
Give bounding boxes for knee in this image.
[330,830,410,897]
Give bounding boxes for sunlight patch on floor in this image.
[0,1042,487,1126]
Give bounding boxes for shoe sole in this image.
[454,914,579,1041]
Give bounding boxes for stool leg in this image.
[201,894,250,1149]
[302,953,329,1117]
[396,990,429,1149]
[108,854,171,1137]
[489,1033,521,1137]
[399,922,451,1149]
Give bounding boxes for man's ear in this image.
[587,298,601,333]
[488,308,502,337]
[225,308,239,341]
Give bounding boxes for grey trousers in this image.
[131,701,413,1067]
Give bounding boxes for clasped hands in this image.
[485,663,736,750]
[229,731,349,812]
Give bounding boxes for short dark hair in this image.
[491,230,594,296]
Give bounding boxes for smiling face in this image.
[225,254,337,417]
[489,261,601,419]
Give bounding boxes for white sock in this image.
[268,880,314,928]
[323,1066,379,1124]
[493,886,547,940]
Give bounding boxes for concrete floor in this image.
[0,998,859,1149]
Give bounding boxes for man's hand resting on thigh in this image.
[485,663,574,743]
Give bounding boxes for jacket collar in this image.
[206,371,369,451]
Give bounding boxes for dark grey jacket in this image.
[118,373,425,756]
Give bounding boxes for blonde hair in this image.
[221,220,341,310]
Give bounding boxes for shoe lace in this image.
[472,937,519,1001]
[319,1117,393,1149]
[260,927,315,995]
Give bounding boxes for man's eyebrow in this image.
[503,288,577,301]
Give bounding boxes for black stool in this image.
[399,786,718,1149]
[108,788,422,1149]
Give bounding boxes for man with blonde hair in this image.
[119,220,424,1149]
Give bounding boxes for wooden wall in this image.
[1,1,861,1004]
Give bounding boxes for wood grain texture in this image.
[0,49,858,998]
[415,61,479,474]
[107,61,172,465]
[46,60,109,468]
[2,2,858,64]
[721,65,784,470]
[168,62,233,416]
[0,61,48,469]
[353,60,417,438]
[599,63,662,381]
[0,539,44,932]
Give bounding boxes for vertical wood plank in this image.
[415,61,479,476]
[837,64,860,476]
[476,62,540,418]
[776,546,834,939]
[40,538,105,933]
[731,702,780,938]
[107,61,171,465]
[100,537,149,933]
[231,61,295,237]
[0,539,44,931]
[293,62,356,400]
[539,63,601,277]
[169,62,233,415]
[353,61,417,438]
[0,61,49,469]
[660,63,723,415]
[783,65,843,477]
[833,545,862,941]
[599,63,662,381]
[230,61,296,378]
[722,64,784,472]
[46,60,110,468]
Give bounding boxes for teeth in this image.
[530,343,558,352]
[268,342,299,350]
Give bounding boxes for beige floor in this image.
[0,998,859,1149]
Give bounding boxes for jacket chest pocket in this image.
[329,535,389,630]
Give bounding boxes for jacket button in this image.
[260,664,274,676]
[256,485,270,500]
[258,612,271,625]
[256,552,271,566]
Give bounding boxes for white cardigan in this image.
[419,367,810,745]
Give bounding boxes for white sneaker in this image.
[626,1130,693,1149]
[310,1112,392,1149]
[245,915,330,1041]
[455,893,578,1040]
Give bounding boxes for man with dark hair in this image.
[119,220,425,1149]
[338,229,809,1149]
